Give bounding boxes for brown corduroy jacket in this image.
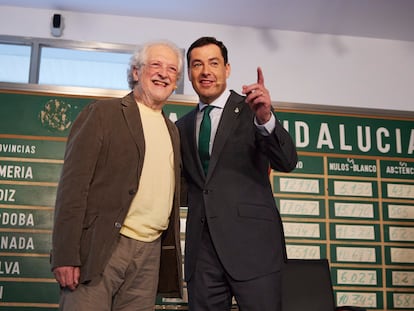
[51,92,182,297]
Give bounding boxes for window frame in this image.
[0,35,184,93]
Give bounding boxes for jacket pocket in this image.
[237,203,274,221]
[80,214,98,262]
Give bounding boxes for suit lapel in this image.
[121,92,145,155]
[164,112,181,183]
[185,108,206,179]
[207,92,245,180]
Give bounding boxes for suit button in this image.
[129,189,136,195]
[203,190,209,194]
[114,222,122,228]
[201,218,205,223]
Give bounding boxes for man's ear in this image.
[187,67,192,80]
[133,66,140,84]
[226,63,231,78]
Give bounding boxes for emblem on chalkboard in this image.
[39,99,72,132]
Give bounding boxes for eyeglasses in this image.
[143,61,179,77]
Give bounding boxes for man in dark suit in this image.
[176,37,298,311]
[51,41,183,310]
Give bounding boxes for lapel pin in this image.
[234,107,240,113]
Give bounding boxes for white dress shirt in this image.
[196,89,276,155]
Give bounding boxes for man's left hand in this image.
[242,67,272,125]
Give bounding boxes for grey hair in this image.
[127,40,183,90]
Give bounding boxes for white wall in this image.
[1,6,413,112]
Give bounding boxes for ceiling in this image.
[1,0,414,42]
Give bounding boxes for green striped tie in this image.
[198,105,215,175]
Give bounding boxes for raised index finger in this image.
[257,67,264,86]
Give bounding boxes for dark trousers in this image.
[187,224,281,311]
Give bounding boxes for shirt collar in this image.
[198,89,230,112]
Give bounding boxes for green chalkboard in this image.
[1,85,413,311]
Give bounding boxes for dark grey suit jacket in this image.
[176,91,297,282]
[51,92,182,297]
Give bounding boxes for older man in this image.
[51,40,183,311]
